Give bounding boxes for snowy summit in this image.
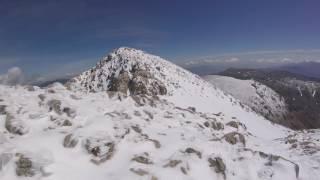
[0,47,319,180]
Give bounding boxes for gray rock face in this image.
[224,132,246,146]
[208,157,226,173]
[62,107,76,118]
[63,134,79,148]
[16,156,35,177]
[5,114,29,135]
[109,67,167,96]
[132,154,153,164]
[47,99,62,115]
[185,148,202,159]
[84,136,115,165]
[0,105,6,115]
[208,157,226,179]
[109,71,130,94]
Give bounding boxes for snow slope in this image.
[0,47,319,180]
[203,75,288,125]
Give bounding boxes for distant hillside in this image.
[219,68,320,129]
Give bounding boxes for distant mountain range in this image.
[276,62,320,79]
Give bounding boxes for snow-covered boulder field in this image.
[0,47,319,180]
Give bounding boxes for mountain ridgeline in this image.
[219,68,320,129]
[1,48,319,180]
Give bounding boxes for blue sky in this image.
[0,0,320,78]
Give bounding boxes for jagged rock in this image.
[84,136,115,164]
[131,125,142,133]
[226,121,239,129]
[62,107,76,118]
[47,99,62,114]
[149,139,161,149]
[0,153,13,171]
[208,157,226,174]
[212,121,224,130]
[109,71,130,94]
[180,167,188,175]
[63,134,79,148]
[224,132,246,145]
[0,105,6,115]
[62,119,72,126]
[5,114,29,135]
[130,168,149,176]
[132,154,153,164]
[187,107,196,113]
[16,155,35,177]
[38,94,46,101]
[163,160,182,168]
[185,148,202,159]
[204,121,210,127]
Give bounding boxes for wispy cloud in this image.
[0,67,24,85]
[183,49,320,67]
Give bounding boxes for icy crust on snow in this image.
[0,84,319,180]
[203,75,288,125]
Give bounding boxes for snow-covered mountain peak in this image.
[0,48,320,180]
[69,47,215,98]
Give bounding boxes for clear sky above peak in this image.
[0,0,320,77]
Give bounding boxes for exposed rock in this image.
[130,168,149,176]
[38,94,46,101]
[212,121,224,130]
[226,121,239,129]
[5,114,29,135]
[180,167,188,175]
[107,66,167,96]
[132,154,153,164]
[109,71,130,94]
[208,157,226,173]
[187,107,196,113]
[185,147,202,159]
[224,132,246,146]
[163,160,182,168]
[62,107,76,118]
[84,136,115,164]
[204,121,210,127]
[62,119,72,126]
[26,86,36,91]
[0,105,6,115]
[149,139,161,149]
[63,134,79,148]
[131,125,142,133]
[16,155,35,177]
[47,99,62,115]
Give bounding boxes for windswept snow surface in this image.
[0,48,319,180]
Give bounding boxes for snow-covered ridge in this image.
[0,48,319,180]
[203,75,288,125]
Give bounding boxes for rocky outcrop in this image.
[84,136,115,165]
[16,155,35,177]
[63,134,79,148]
[224,132,246,146]
[5,114,29,135]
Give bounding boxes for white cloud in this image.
[0,67,24,85]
